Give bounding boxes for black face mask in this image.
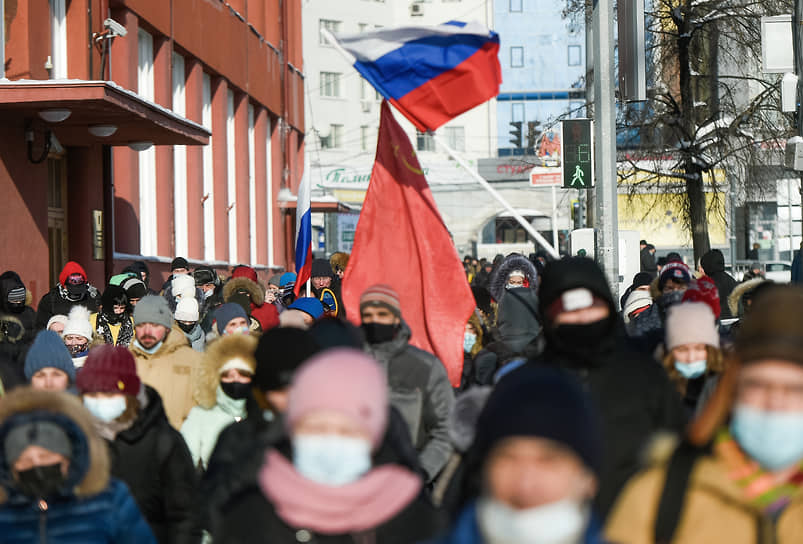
[177,321,196,334]
[66,283,88,301]
[15,463,66,499]
[221,381,252,400]
[6,302,24,314]
[657,290,685,313]
[68,343,88,357]
[549,319,613,361]
[362,322,398,345]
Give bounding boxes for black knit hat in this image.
[472,365,603,476]
[171,257,189,271]
[309,317,364,350]
[311,259,334,279]
[253,327,320,391]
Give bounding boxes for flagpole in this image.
[320,27,560,260]
[431,134,561,260]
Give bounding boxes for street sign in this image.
[562,119,593,189]
[530,167,562,186]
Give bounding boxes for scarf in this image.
[715,429,803,516]
[96,312,134,347]
[259,449,421,535]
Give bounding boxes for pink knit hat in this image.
[665,302,719,351]
[286,348,388,448]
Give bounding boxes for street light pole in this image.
[593,0,620,301]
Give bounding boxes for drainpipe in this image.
[102,144,116,280]
[1,0,6,79]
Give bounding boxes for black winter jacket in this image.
[35,285,100,329]
[700,249,737,319]
[107,386,200,544]
[0,272,37,387]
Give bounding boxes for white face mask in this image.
[84,396,127,422]
[293,434,372,486]
[477,497,589,544]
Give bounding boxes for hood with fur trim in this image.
[223,277,265,307]
[194,334,258,409]
[0,388,109,503]
[727,277,768,317]
[489,255,539,302]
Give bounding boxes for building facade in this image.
[1,0,305,300]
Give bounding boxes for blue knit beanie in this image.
[215,303,249,335]
[24,330,76,382]
[289,297,325,320]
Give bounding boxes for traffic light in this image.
[509,121,522,148]
[571,200,586,229]
[526,121,540,152]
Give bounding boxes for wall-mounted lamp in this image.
[88,124,118,137]
[37,109,71,123]
[128,141,153,151]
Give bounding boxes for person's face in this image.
[220,368,252,384]
[361,306,400,326]
[63,334,88,349]
[224,316,249,335]
[48,322,65,335]
[265,389,290,413]
[672,343,707,364]
[30,368,70,392]
[736,360,803,412]
[139,271,148,283]
[173,267,189,275]
[134,323,169,348]
[200,283,216,294]
[484,437,596,510]
[553,305,610,325]
[13,445,69,476]
[266,285,280,303]
[128,298,140,307]
[466,322,478,336]
[312,276,332,290]
[507,275,525,288]
[112,304,126,316]
[649,248,656,255]
[662,279,688,293]
[177,320,197,330]
[635,285,651,292]
[293,410,371,441]
[335,269,345,280]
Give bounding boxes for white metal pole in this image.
[0,0,5,80]
[551,185,559,252]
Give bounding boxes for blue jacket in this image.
[430,502,608,544]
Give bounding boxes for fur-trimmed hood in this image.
[489,255,539,302]
[223,277,265,307]
[727,278,768,317]
[0,388,109,503]
[194,334,258,409]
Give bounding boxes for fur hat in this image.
[76,345,141,396]
[63,306,94,341]
[665,302,719,351]
[195,334,258,409]
[330,252,350,273]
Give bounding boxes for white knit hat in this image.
[62,306,94,341]
[665,302,719,351]
[171,274,195,297]
[46,314,69,332]
[174,297,200,322]
[623,290,653,318]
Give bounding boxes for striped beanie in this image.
[360,284,401,317]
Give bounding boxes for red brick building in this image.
[0,0,305,301]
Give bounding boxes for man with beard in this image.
[91,285,134,347]
[517,257,686,520]
[35,262,100,330]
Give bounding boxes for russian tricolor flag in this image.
[293,163,312,297]
[332,21,502,132]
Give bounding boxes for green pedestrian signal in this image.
[562,119,593,189]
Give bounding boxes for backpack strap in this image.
[653,441,703,544]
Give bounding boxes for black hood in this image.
[0,271,25,313]
[538,257,616,321]
[496,288,541,352]
[700,249,725,275]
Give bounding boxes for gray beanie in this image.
[133,295,173,328]
[5,421,72,464]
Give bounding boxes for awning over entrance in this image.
[0,79,210,146]
[278,191,356,214]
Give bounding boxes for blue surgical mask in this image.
[675,359,707,379]
[731,404,803,471]
[477,497,589,544]
[84,395,127,422]
[293,434,372,486]
[464,332,477,353]
[133,339,163,355]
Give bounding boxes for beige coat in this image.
[130,326,202,429]
[605,443,803,544]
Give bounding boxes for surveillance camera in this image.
[103,18,128,37]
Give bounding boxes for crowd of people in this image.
[0,244,801,543]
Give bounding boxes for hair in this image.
[661,344,725,395]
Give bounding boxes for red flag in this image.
[343,101,474,387]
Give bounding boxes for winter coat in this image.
[367,320,455,481]
[91,312,135,346]
[605,442,803,544]
[130,326,203,429]
[488,254,539,303]
[432,502,608,544]
[0,388,156,543]
[0,272,36,387]
[700,249,738,319]
[180,334,257,470]
[473,288,542,386]
[36,285,100,330]
[182,323,206,352]
[640,247,657,277]
[223,277,279,332]
[525,257,687,520]
[792,250,802,284]
[107,386,199,544]
[727,277,768,318]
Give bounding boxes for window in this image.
[417,130,435,152]
[137,29,157,256]
[202,73,215,261]
[510,47,524,68]
[360,125,370,151]
[361,79,382,101]
[358,23,368,33]
[226,89,238,263]
[511,102,525,122]
[172,52,188,258]
[320,72,342,98]
[444,126,465,151]
[319,19,341,44]
[248,104,257,263]
[568,45,582,66]
[510,0,523,12]
[321,124,343,149]
[50,0,68,78]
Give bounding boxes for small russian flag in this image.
[332,21,502,132]
[293,164,312,297]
